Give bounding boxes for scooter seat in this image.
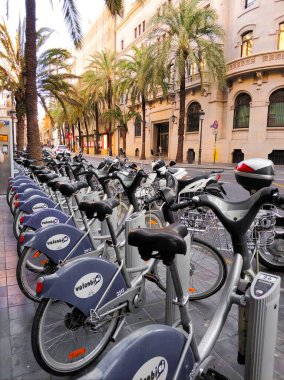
[79,198,119,220]
[178,174,209,191]
[47,177,70,190]
[56,181,88,197]
[37,173,59,183]
[128,222,188,264]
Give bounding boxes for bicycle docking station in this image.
[243,272,281,380]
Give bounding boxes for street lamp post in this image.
[198,109,205,165]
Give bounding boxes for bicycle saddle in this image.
[33,169,51,176]
[30,164,46,171]
[128,222,188,265]
[56,181,88,197]
[47,176,70,190]
[79,198,119,220]
[37,173,59,183]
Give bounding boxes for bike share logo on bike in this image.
[132,357,168,380]
[32,203,48,212]
[46,234,70,250]
[41,217,59,227]
[74,273,103,299]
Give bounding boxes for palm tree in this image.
[0,21,26,151]
[22,0,124,161]
[150,0,226,162]
[88,50,119,155]
[119,45,167,160]
[81,70,106,154]
[103,105,140,153]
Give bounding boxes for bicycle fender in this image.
[18,189,49,202]
[22,208,74,230]
[12,183,39,193]
[40,257,128,316]
[91,324,194,380]
[22,224,88,262]
[18,196,56,213]
[10,177,33,186]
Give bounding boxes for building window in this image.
[138,24,141,35]
[245,0,255,8]
[186,102,201,132]
[278,23,284,50]
[241,31,253,57]
[121,40,124,50]
[142,21,145,33]
[267,89,284,128]
[134,116,142,136]
[233,93,251,129]
[134,27,137,39]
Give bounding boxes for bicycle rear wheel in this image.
[153,236,227,299]
[32,299,120,376]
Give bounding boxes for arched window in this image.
[241,31,253,57]
[134,116,141,136]
[278,23,284,50]
[267,89,284,128]
[186,102,201,132]
[233,93,251,129]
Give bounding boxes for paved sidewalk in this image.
[0,195,284,380]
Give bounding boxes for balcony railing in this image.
[227,50,284,78]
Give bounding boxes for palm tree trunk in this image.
[107,79,112,155]
[77,118,82,151]
[83,116,90,154]
[122,130,126,151]
[176,67,186,163]
[140,95,146,160]
[72,124,75,152]
[25,0,42,161]
[15,100,25,152]
[94,102,100,154]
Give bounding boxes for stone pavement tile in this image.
[6,268,17,278]
[0,285,8,297]
[0,277,7,287]
[274,351,284,377]
[0,269,7,279]
[8,285,23,297]
[10,333,32,355]
[0,295,8,309]
[7,276,18,286]
[6,260,17,270]
[125,308,153,326]
[0,307,9,322]
[0,336,12,380]
[9,303,37,321]
[11,349,44,378]
[13,370,51,380]
[6,255,18,263]
[10,319,33,337]
[143,301,165,321]
[8,293,33,307]
[0,319,10,338]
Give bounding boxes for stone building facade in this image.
[73,0,284,163]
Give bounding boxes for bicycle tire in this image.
[32,298,120,376]
[17,226,34,257]
[16,246,50,302]
[153,236,227,300]
[13,209,26,239]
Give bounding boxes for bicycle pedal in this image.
[203,368,230,380]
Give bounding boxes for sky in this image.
[0,0,106,118]
[0,0,106,48]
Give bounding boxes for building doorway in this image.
[154,122,169,156]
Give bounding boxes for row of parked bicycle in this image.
[6,151,283,379]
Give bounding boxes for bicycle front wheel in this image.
[32,299,120,376]
[153,236,227,300]
[258,234,284,270]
